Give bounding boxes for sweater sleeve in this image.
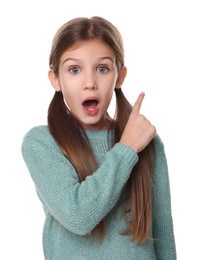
[21,126,138,235]
[152,135,177,260]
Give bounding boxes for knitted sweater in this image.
[21,125,176,260]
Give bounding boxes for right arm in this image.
[21,126,138,235]
[22,93,155,236]
[119,92,156,153]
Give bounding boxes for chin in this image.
[80,120,103,130]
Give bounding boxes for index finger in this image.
[132,92,145,113]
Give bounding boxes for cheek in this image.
[60,85,76,107]
[59,79,75,99]
[103,87,115,107]
[62,91,76,108]
[103,77,117,98]
[110,73,118,89]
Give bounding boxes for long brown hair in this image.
[48,16,155,243]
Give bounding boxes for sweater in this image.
[21,125,176,260]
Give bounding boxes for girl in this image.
[22,16,176,259]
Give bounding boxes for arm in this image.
[21,126,138,235]
[152,135,177,260]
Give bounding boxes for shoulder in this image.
[23,125,50,138]
[22,125,55,143]
[21,125,58,153]
[151,133,168,165]
[21,125,66,168]
[151,133,169,173]
[152,133,165,151]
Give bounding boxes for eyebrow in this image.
[62,56,114,65]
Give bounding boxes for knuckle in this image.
[151,125,156,134]
[139,114,145,121]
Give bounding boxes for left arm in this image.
[152,135,177,260]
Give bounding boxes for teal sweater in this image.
[21,125,176,260]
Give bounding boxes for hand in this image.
[119,92,156,153]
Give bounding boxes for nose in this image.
[83,71,97,90]
[84,83,97,90]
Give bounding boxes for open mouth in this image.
[82,99,98,108]
[82,98,99,114]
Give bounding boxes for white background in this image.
[0,0,201,259]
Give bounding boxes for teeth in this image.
[88,107,95,111]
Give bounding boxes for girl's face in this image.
[49,39,126,130]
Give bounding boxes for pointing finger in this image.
[133,92,145,113]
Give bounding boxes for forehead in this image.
[60,39,115,60]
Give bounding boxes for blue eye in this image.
[69,66,80,74]
[97,66,109,73]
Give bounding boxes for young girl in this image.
[22,16,176,259]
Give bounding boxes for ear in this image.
[115,66,127,89]
[48,69,61,92]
